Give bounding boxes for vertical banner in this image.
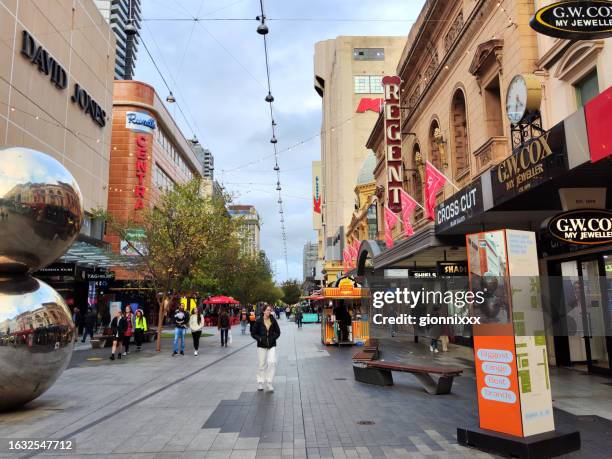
[466,229,554,438]
[312,161,322,229]
[399,189,417,237]
[384,207,398,248]
[424,161,446,220]
[382,76,403,214]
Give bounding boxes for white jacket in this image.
[189,314,203,332]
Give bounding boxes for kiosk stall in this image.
[321,278,369,345]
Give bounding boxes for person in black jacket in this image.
[173,304,189,356]
[218,307,230,347]
[82,308,97,343]
[250,305,281,392]
[109,309,127,360]
[333,300,352,343]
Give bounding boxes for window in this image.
[484,75,504,137]
[367,203,378,240]
[575,70,599,107]
[429,120,443,171]
[155,127,196,181]
[154,164,175,192]
[354,76,370,93]
[353,75,385,94]
[353,48,384,61]
[451,89,469,176]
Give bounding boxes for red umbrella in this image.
[203,295,240,305]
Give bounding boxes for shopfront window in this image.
[575,70,599,107]
[367,203,377,239]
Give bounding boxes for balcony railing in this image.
[472,136,509,174]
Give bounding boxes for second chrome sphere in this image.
[0,147,83,274]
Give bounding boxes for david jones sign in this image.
[548,209,612,245]
[531,0,612,39]
[382,76,403,214]
[21,30,106,127]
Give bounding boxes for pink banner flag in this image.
[342,248,349,272]
[347,242,357,269]
[424,161,447,220]
[399,189,417,237]
[384,207,399,248]
[352,239,361,268]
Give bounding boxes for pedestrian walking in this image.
[109,309,127,360]
[429,310,441,353]
[295,308,303,328]
[134,309,147,351]
[122,306,134,356]
[190,306,204,356]
[81,307,96,342]
[173,304,189,356]
[250,305,281,392]
[218,307,230,347]
[72,307,82,341]
[240,310,248,335]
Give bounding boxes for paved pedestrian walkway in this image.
[0,320,610,458]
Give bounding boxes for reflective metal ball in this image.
[0,276,75,410]
[0,147,83,274]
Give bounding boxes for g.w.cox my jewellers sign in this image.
[125,111,157,133]
[548,209,612,245]
[530,1,612,39]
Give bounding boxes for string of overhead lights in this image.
[256,0,289,275]
[222,113,357,174]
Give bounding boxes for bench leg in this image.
[353,366,394,386]
[413,374,455,395]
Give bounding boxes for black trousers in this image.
[338,322,349,342]
[122,335,130,353]
[192,330,202,350]
[220,328,228,346]
[134,329,144,348]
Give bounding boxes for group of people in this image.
[109,306,148,360]
[171,303,234,356]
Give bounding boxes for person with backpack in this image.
[109,309,127,360]
[190,306,204,356]
[218,307,230,347]
[134,309,147,351]
[173,303,189,356]
[250,305,281,392]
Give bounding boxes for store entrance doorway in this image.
[550,254,611,374]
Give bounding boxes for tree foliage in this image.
[281,279,302,305]
[96,180,281,350]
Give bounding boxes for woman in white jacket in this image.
[189,307,204,356]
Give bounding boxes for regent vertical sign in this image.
[383,76,403,213]
[134,134,148,210]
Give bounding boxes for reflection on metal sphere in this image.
[0,148,83,274]
[0,276,75,411]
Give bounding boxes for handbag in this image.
[228,329,233,344]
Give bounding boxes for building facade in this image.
[106,80,202,256]
[313,36,405,284]
[0,0,117,312]
[191,142,215,180]
[303,242,318,281]
[95,0,141,80]
[360,0,612,372]
[228,205,261,257]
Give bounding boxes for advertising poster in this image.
[312,161,322,229]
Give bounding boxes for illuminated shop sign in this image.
[548,209,612,245]
[382,76,403,214]
[490,122,568,206]
[20,30,106,128]
[530,0,612,40]
[126,111,157,133]
[134,135,149,210]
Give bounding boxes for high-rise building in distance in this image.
[303,242,318,281]
[191,141,215,180]
[228,205,261,257]
[95,0,141,80]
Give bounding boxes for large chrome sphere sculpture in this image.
[0,147,82,410]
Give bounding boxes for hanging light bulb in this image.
[166,92,176,103]
[276,182,281,191]
[256,15,269,35]
[270,136,277,144]
[265,92,274,103]
[274,164,280,171]
[190,135,199,145]
[125,20,137,36]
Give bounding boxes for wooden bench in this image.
[353,360,463,395]
[352,350,377,362]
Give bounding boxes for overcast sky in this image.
[135,0,426,282]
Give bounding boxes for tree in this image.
[227,251,283,305]
[281,280,302,305]
[96,180,239,351]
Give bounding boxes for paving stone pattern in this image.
[0,321,610,458]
